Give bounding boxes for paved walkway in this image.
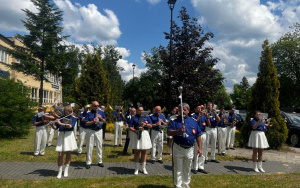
[0,133,300,180]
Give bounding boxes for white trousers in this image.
[86,129,103,165]
[114,121,123,146]
[48,127,58,146]
[193,132,206,170]
[173,143,194,188]
[77,127,87,154]
[226,126,236,148]
[206,127,217,160]
[218,127,227,154]
[151,130,164,160]
[34,126,47,155]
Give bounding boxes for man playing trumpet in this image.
[113,105,125,147]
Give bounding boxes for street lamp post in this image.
[132,64,136,80]
[167,0,177,112]
[132,63,136,106]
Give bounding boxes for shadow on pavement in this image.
[224,165,253,173]
[164,164,173,171]
[107,166,133,175]
[27,169,57,177]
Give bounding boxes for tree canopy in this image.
[6,0,69,106]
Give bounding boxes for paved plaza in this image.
[1,133,300,180]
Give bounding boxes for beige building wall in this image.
[0,34,63,106]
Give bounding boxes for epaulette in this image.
[149,113,153,116]
[170,115,178,121]
[191,117,197,121]
[191,113,195,116]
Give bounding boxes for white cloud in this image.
[146,0,161,5]
[0,0,36,32]
[190,0,300,91]
[118,60,147,82]
[54,0,121,45]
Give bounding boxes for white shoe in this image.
[57,166,62,179]
[258,161,265,173]
[64,165,69,177]
[253,162,259,173]
[134,162,139,175]
[142,162,148,175]
[143,168,148,175]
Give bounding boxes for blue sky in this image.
[1,0,300,92]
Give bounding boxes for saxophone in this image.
[230,114,236,128]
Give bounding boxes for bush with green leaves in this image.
[0,78,37,138]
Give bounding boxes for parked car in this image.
[281,111,300,147]
[236,113,246,130]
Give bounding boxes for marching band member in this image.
[166,107,179,155]
[84,101,106,169]
[129,106,152,175]
[50,105,77,178]
[100,105,107,139]
[77,104,90,156]
[205,102,220,163]
[47,103,63,147]
[149,106,167,164]
[248,111,269,172]
[168,103,202,188]
[113,106,125,147]
[217,106,227,156]
[226,107,238,150]
[123,107,136,155]
[191,105,209,174]
[32,107,48,156]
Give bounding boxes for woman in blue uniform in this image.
[248,111,269,173]
[50,105,78,178]
[129,106,152,175]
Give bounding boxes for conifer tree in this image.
[6,0,68,106]
[240,40,288,149]
[75,54,111,107]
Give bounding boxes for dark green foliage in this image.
[5,0,68,105]
[123,47,166,109]
[230,76,250,110]
[0,78,36,138]
[240,40,288,149]
[160,7,223,110]
[271,23,300,108]
[59,45,83,104]
[75,54,111,108]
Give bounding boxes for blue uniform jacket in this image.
[227,113,238,124]
[250,118,267,131]
[55,115,77,131]
[208,111,218,128]
[79,111,88,128]
[168,116,202,147]
[149,113,166,131]
[113,110,125,121]
[33,114,45,126]
[129,114,152,131]
[191,113,206,132]
[218,112,227,127]
[84,109,106,130]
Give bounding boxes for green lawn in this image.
[0,127,246,163]
[0,173,299,188]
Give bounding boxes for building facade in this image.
[0,34,63,106]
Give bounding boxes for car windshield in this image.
[287,113,300,124]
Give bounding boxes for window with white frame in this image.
[43,90,48,104]
[31,88,37,101]
[0,46,8,64]
[49,91,53,104]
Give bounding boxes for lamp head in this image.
[178,86,183,93]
